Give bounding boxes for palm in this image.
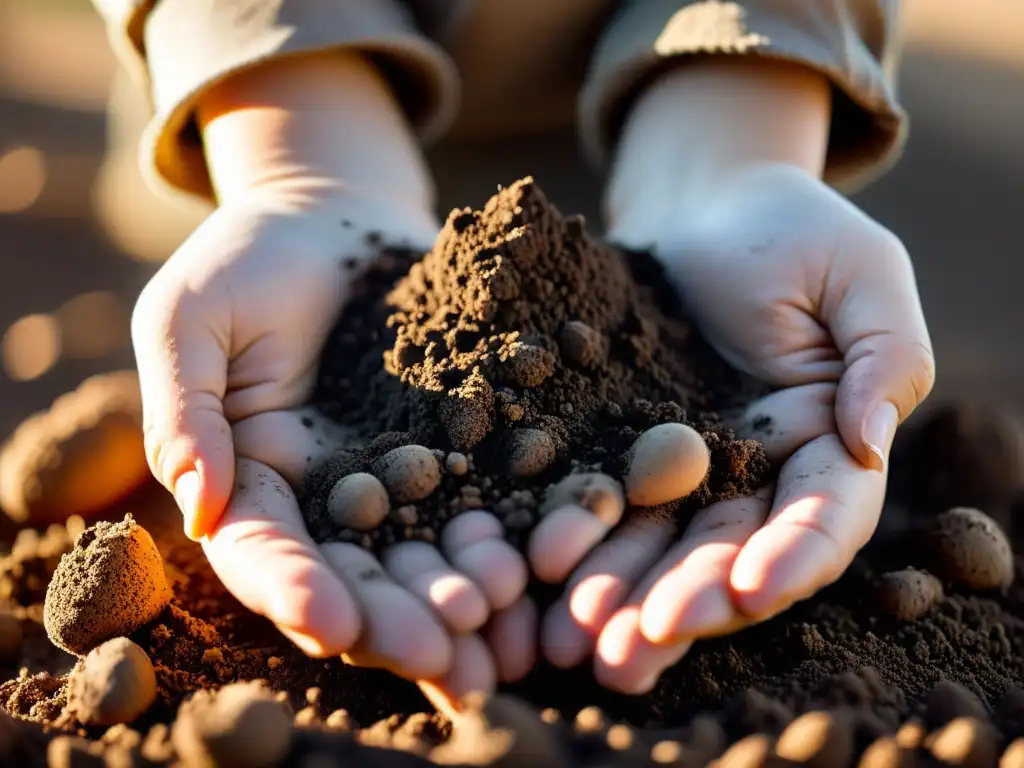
[134,195,535,711]
[529,165,927,693]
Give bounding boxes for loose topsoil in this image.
[1,179,1024,767]
[302,179,768,553]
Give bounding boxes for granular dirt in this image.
[302,178,770,552]
[1,181,1024,765]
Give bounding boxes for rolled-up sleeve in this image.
[579,0,906,191]
[92,0,459,201]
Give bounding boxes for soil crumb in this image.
[302,178,769,552]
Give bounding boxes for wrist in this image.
[605,56,831,243]
[196,51,436,225]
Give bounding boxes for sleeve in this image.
[578,0,907,192]
[90,0,459,202]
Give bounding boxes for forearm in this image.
[197,51,436,224]
[604,57,831,242]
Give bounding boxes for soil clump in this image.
[302,178,769,552]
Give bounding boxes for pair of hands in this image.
[132,161,934,710]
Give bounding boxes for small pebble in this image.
[506,429,556,478]
[927,717,998,768]
[171,681,293,768]
[67,638,157,726]
[625,423,710,507]
[325,709,355,731]
[574,706,606,733]
[445,452,469,476]
[372,445,442,503]
[390,505,419,526]
[559,321,604,368]
[540,473,625,526]
[926,507,1014,590]
[327,473,390,531]
[877,569,944,620]
[774,710,853,768]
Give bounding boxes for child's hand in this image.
[131,54,533,708]
[528,59,934,693]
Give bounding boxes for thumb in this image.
[132,287,235,540]
[825,233,936,472]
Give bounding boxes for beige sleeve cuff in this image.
[579,0,907,192]
[129,0,458,201]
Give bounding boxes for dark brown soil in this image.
[1,181,1024,766]
[301,178,770,553]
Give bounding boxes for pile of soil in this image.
[1,179,1024,766]
[301,178,769,552]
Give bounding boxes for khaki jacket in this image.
[91,0,906,206]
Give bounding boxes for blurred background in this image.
[0,0,1021,441]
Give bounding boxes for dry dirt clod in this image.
[67,637,156,726]
[445,452,469,476]
[371,445,442,503]
[506,429,556,478]
[558,320,604,368]
[540,472,625,526]
[503,342,555,387]
[877,568,945,620]
[0,371,148,527]
[326,473,390,531]
[43,514,172,656]
[431,692,568,767]
[926,507,1014,590]
[774,710,854,768]
[926,716,998,768]
[171,681,293,768]
[625,423,711,507]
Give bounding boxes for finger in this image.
[541,515,675,668]
[528,505,616,584]
[731,384,837,463]
[200,458,361,656]
[484,596,538,683]
[418,634,497,717]
[441,511,528,611]
[730,433,886,619]
[825,234,936,470]
[638,492,772,644]
[231,407,353,488]
[320,543,453,680]
[382,541,489,634]
[132,286,234,540]
[593,606,693,695]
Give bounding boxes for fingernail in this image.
[174,470,202,540]
[861,401,899,472]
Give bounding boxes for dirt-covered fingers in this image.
[231,407,352,489]
[320,542,453,680]
[732,383,837,463]
[637,490,773,644]
[201,458,361,658]
[541,515,675,669]
[440,511,528,611]
[528,474,627,584]
[730,433,887,620]
[590,492,771,693]
[382,541,489,634]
